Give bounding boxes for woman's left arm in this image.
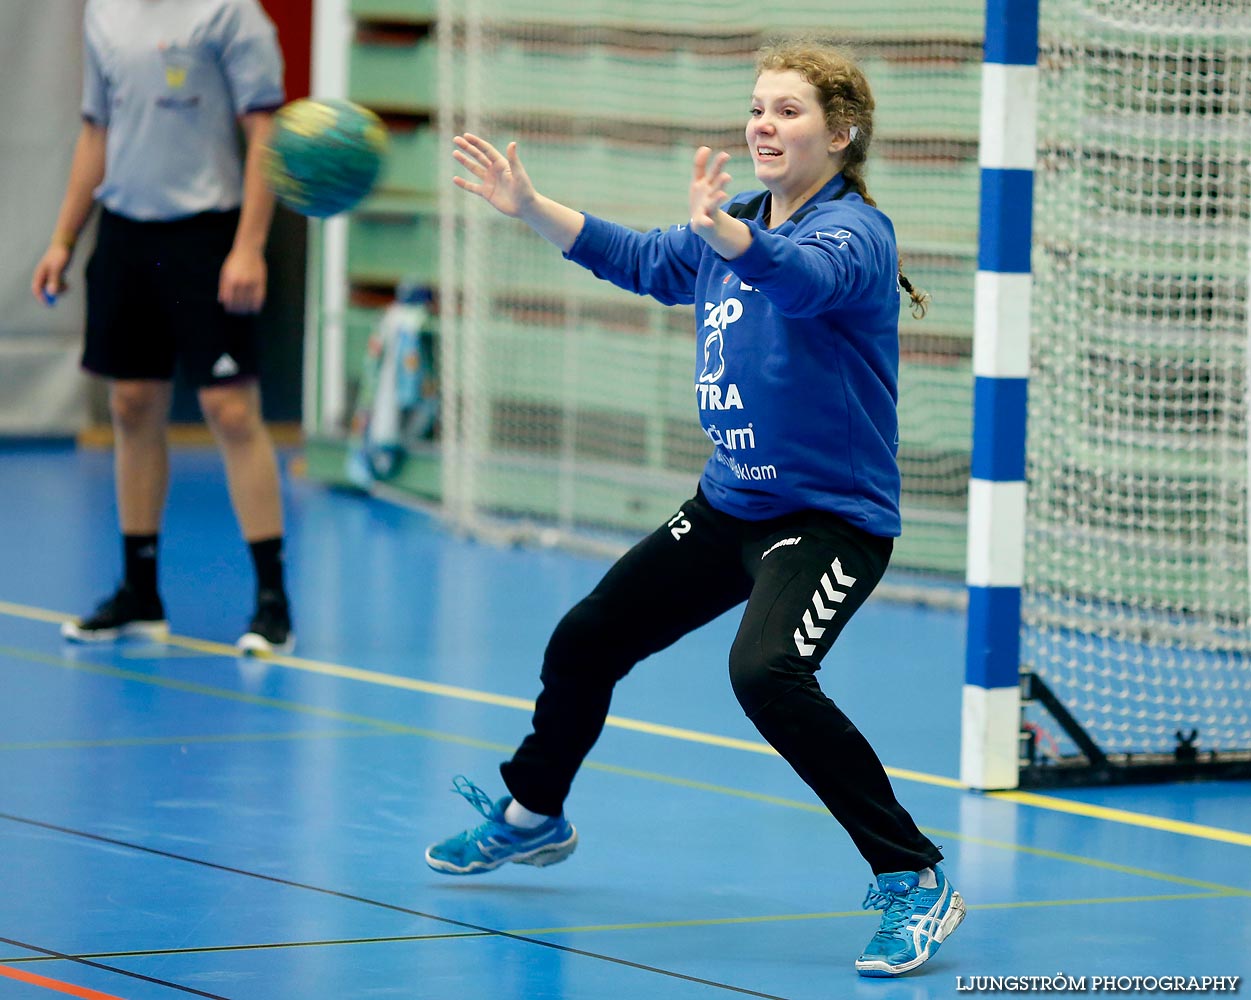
[727,215,887,317]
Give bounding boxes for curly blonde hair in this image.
[756,41,930,319]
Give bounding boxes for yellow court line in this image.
[0,599,1245,847]
[167,632,539,711]
[1,641,1248,895]
[0,644,523,757]
[515,910,871,936]
[119,646,219,660]
[917,826,1251,894]
[582,766,1251,896]
[0,729,377,752]
[988,790,1251,848]
[0,602,65,626]
[2,891,1239,966]
[162,632,966,788]
[508,890,1243,936]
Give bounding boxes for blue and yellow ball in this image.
[264,98,388,218]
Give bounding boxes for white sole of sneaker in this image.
[516,833,578,868]
[855,890,967,977]
[61,620,169,644]
[425,828,578,875]
[236,633,296,656]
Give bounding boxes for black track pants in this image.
[500,488,942,874]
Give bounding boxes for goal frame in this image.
[960,0,1251,791]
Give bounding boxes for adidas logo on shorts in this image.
[212,353,240,378]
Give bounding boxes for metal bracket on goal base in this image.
[1017,672,1251,788]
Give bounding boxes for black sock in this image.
[249,536,287,603]
[123,533,159,598]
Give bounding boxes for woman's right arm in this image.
[31,120,107,303]
[452,133,584,252]
[453,132,702,304]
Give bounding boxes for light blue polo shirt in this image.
[82,0,285,221]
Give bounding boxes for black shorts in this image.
[83,208,261,387]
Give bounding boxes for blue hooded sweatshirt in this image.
[565,172,902,536]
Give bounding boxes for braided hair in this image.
[755,41,930,319]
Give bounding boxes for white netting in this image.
[1025,0,1251,757]
[436,1,983,573]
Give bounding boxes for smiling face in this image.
[747,69,848,211]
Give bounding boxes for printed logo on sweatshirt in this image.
[814,229,852,250]
[699,328,725,383]
[715,451,776,481]
[698,295,746,409]
[698,297,743,383]
[704,422,755,451]
[696,383,743,410]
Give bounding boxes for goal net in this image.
[1021,0,1251,780]
[435,0,984,573]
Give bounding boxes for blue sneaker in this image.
[855,865,965,977]
[425,776,578,875]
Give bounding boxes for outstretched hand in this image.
[689,146,732,239]
[452,133,537,218]
[687,146,750,260]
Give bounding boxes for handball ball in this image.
[264,98,388,218]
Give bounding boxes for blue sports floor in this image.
[0,443,1248,999]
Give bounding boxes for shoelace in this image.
[451,775,497,820]
[862,886,914,939]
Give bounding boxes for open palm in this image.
[689,145,731,238]
[452,133,536,218]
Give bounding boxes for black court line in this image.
[0,812,794,1000]
[0,936,230,1000]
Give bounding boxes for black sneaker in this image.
[236,591,295,655]
[62,585,168,643]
